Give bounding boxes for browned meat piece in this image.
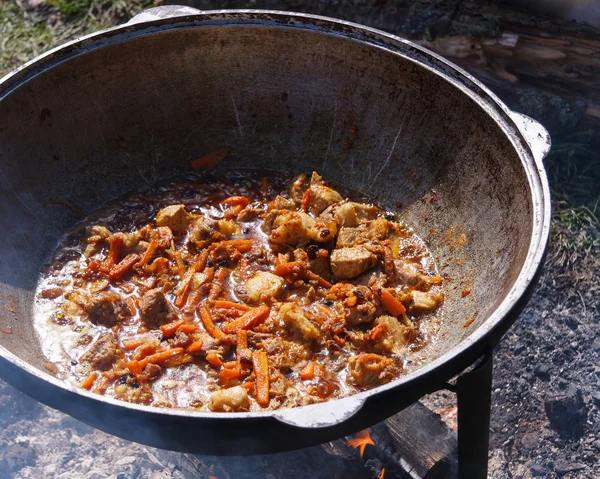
[321,201,378,227]
[344,285,378,325]
[272,195,295,210]
[155,205,194,233]
[330,246,378,279]
[253,334,312,368]
[245,271,284,302]
[348,353,399,387]
[209,386,250,412]
[170,330,192,348]
[138,363,162,382]
[336,218,391,249]
[288,174,308,204]
[80,332,118,370]
[140,289,170,327]
[188,216,223,246]
[308,172,343,215]
[266,211,336,246]
[408,290,444,314]
[279,303,321,341]
[217,219,241,237]
[86,292,129,327]
[371,315,417,354]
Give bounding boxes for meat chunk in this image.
[344,285,378,325]
[336,218,391,249]
[252,335,312,368]
[155,205,194,233]
[272,195,295,210]
[371,315,416,354]
[266,211,336,247]
[86,292,129,327]
[80,332,118,371]
[138,363,162,382]
[188,216,223,246]
[245,272,284,302]
[288,174,308,205]
[330,247,378,279]
[209,386,250,412]
[321,201,378,227]
[308,172,343,215]
[280,303,321,341]
[140,289,170,327]
[409,290,444,313]
[348,353,399,387]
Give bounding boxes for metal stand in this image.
[452,352,494,479]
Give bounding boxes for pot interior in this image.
[0,17,532,387]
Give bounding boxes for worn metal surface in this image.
[0,10,550,453]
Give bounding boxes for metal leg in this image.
[455,352,493,479]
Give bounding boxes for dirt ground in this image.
[0,1,599,478]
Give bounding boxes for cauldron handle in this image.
[510,112,552,163]
[127,5,202,25]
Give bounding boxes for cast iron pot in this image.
[0,7,550,455]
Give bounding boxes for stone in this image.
[554,458,586,475]
[530,463,547,476]
[521,432,539,450]
[544,387,587,438]
[534,364,551,381]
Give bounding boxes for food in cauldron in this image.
[35,171,443,411]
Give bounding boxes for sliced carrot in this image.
[195,249,210,272]
[222,196,250,207]
[135,343,158,359]
[187,339,204,353]
[273,261,306,276]
[109,253,140,279]
[81,371,98,390]
[127,360,142,376]
[211,300,250,312]
[144,256,170,275]
[379,288,407,316]
[199,304,225,340]
[301,189,311,212]
[174,275,194,308]
[177,322,198,334]
[236,330,249,370]
[205,351,223,368]
[253,350,270,407]
[220,368,245,379]
[346,295,358,307]
[190,147,231,170]
[222,304,270,334]
[101,234,124,272]
[138,348,184,368]
[137,240,160,267]
[160,318,185,338]
[122,337,147,350]
[163,352,194,368]
[241,381,255,392]
[222,360,237,369]
[369,323,386,341]
[299,361,315,380]
[208,267,228,301]
[169,238,186,278]
[210,239,253,253]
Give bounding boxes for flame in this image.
[346,429,375,459]
[378,468,386,479]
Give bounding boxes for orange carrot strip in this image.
[305,269,332,288]
[369,323,386,341]
[160,318,186,338]
[195,249,210,273]
[210,239,253,253]
[162,352,194,368]
[122,337,147,350]
[299,361,316,380]
[175,276,194,308]
[187,339,204,353]
[127,360,142,376]
[222,304,270,334]
[241,381,255,391]
[208,267,228,300]
[177,323,198,334]
[211,300,251,312]
[137,240,160,267]
[301,189,311,212]
[273,261,306,276]
[138,348,184,368]
[222,196,250,207]
[109,253,140,279]
[101,234,123,272]
[206,351,223,368]
[253,351,270,407]
[144,256,170,275]
[379,288,407,316]
[169,238,186,278]
[199,305,225,340]
[236,330,249,370]
[222,360,237,369]
[190,147,231,170]
[81,371,97,390]
[220,368,245,379]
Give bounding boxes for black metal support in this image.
[455,352,493,479]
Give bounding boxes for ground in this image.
[0,1,599,478]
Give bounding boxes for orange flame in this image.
[346,429,375,459]
[378,468,385,479]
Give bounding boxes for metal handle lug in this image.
[274,396,364,428]
[510,112,551,163]
[127,5,201,25]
